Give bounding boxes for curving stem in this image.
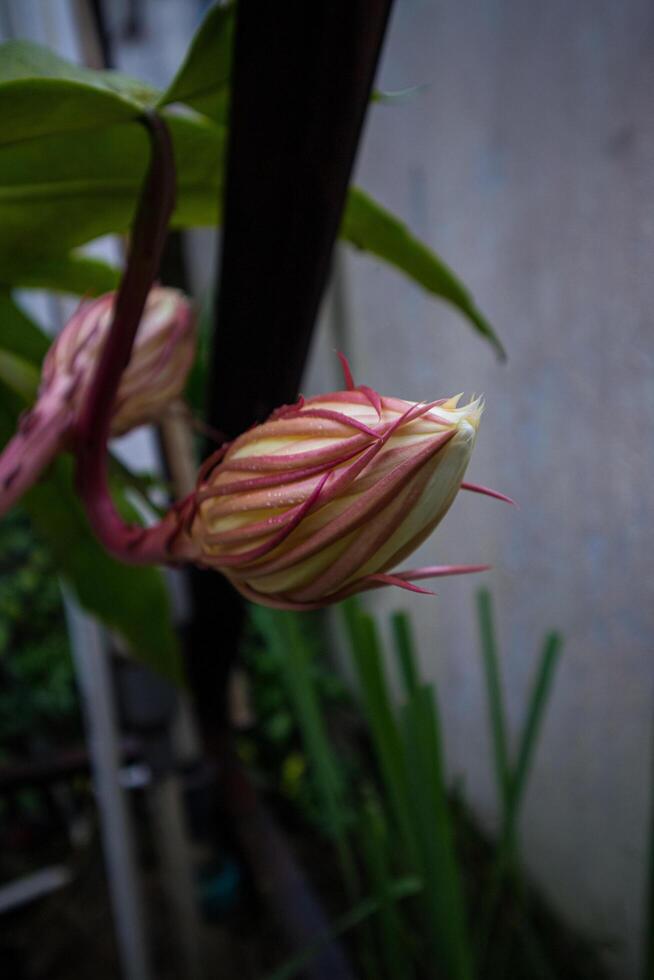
[74,111,195,564]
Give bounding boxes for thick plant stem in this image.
[74,111,193,565]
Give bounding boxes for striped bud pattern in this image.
[0,287,195,517]
[188,371,487,610]
[42,286,196,436]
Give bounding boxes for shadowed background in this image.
[306,1,654,976]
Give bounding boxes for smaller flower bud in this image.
[187,372,487,610]
[0,287,196,516]
[43,286,196,436]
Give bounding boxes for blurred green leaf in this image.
[252,606,359,899]
[476,588,512,818]
[359,799,414,980]
[5,253,121,295]
[0,40,157,146]
[159,2,234,124]
[342,188,504,357]
[400,684,471,979]
[390,610,420,701]
[0,349,39,401]
[0,19,500,354]
[0,291,50,364]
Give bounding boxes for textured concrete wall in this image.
[306,1,654,975]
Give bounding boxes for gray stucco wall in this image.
[305,1,654,975]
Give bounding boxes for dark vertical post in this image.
[186,4,394,974]
[210,0,395,429]
[188,0,395,747]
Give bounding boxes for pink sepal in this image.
[460,482,516,506]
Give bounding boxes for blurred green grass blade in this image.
[263,877,422,980]
[342,599,416,867]
[477,588,512,818]
[476,623,562,969]
[342,188,504,358]
[401,684,472,980]
[511,632,563,816]
[390,610,420,700]
[253,607,359,900]
[359,799,415,980]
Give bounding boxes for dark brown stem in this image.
[74,111,188,563]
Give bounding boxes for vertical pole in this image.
[64,596,152,980]
[189,0,395,752]
[184,4,395,976]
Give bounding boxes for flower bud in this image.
[42,286,196,436]
[0,287,195,516]
[189,380,485,609]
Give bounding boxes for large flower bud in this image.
[42,286,196,436]
[0,287,195,516]
[189,381,486,609]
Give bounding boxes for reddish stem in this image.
[74,112,193,564]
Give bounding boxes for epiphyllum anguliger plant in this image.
[1,112,511,610]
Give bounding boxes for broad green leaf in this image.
[0,113,226,278]
[342,188,505,358]
[0,90,498,350]
[159,2,234,124]
[0,40,157,146]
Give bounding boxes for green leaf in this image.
[0,40,157,146]
[476,588,512,818]
[342,188,505,358]
[400,684,471,979]
[0,113,226,282]
[510,631,562,818]
[4,253,121,295]
[359,800,415,980]
[342,599,417,869]
[390,610,420,701]
[0,349,39,401]
[254,607,359,901]
[159,2,234,124]
[0,75,498,353]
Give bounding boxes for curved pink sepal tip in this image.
[460,482,516,506]
[336,350,356,390]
